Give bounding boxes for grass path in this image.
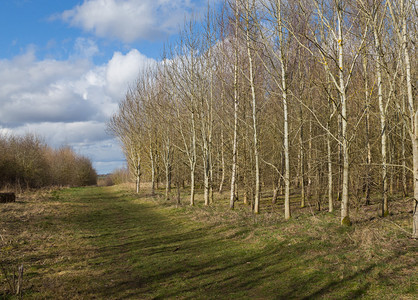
[1,186,416,299]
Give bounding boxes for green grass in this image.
[0,185,416,299]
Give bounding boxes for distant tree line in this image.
[98,167,130,187]
[108,0,417,237]
[0,133,97,189]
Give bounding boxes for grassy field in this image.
[0,185,416,299]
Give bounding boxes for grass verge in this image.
[0,185,416,299]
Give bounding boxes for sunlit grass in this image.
[0,185,416,299]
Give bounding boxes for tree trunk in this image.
[203,154,210,206]
[402,18,418,238]
[307,118,313,201]
[373,26,389,217]
[327,118,333,212]
[164,142,171,201]
[176,178,181,205]
[190,166,195,206]
[363,54,372,205]
[135,159,141,194]
[299,107,306,208]
[272,179,279,204]
[337,8,351,226]
[165,165,170,200]
[219,130,225,194]
[136,173,140,194]
[412,134,418,238]
[300,136,306,208]
[278,0,290,219]
[316,167,322,211]
[402,95,408,197]
[327,78,333,213]
[190,111,197,206]
[150,147,155,196]
[230,0,239,210]
[245,0,260,214]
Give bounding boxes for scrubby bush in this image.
[97,167,130,187]
[74,156,97,186]
[97,175,114,187]
[0,133,97,190]
[110,167,130,185]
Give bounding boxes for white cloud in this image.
[106,49,155,99]
[61,0,197,42]
[0,47,155,125]
[0,53,92,125]
[6,121,107,146]
[73,37,100,58]
[0,45,155,173]
[72,139,126,167]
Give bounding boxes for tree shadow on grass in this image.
[23,186,415,299]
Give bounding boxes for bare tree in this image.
[387,0,417,237]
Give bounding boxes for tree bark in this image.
[230,0,239,210]
[299,107,306,208]
[373,24,389,216]
[362,53,372,205]
[327,76,334,213]
[327,114,333,212]
[245,0,260,214]
[337,6,351,226]
[387,0,417,237]
[277,0,290,219]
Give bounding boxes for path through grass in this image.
[0,186,416,299]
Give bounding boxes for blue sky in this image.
[0,0,207,174]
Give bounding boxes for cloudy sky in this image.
[0,0,207,174]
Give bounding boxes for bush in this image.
[97,175,114,187]
[97,168,130,187]
[110,167,130,185]
[0,133,97,190]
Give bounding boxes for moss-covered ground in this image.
[0,185,416,299]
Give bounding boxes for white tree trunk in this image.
[327,117,333,213]
[190,111,196,206]
[299,108,306,208]
[219,130,225,194]
[402,13,418,238]
[373,26,389,216]
[362,53,372,205]
[401,95,408,197]
[150,147,155,196]
[136,173,140,194]
[164,140,171,201]
[277,0,290,219]
[230,0,239,210]
[387,0,416,237]
[337,7,351,226]
[246,0,260,214]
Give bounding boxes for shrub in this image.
[0,133,97,190]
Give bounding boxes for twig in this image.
[306,200,319,220]
[0,261,24,297]
[383,219,412,237]
[17,264,23,299]
[346,232,356,245]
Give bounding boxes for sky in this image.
[0,0,207,174]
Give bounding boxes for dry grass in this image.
[0,185,416,299]
[0,188,98,298]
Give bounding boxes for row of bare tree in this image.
[108,0,417,237]
[0,134,97,189]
